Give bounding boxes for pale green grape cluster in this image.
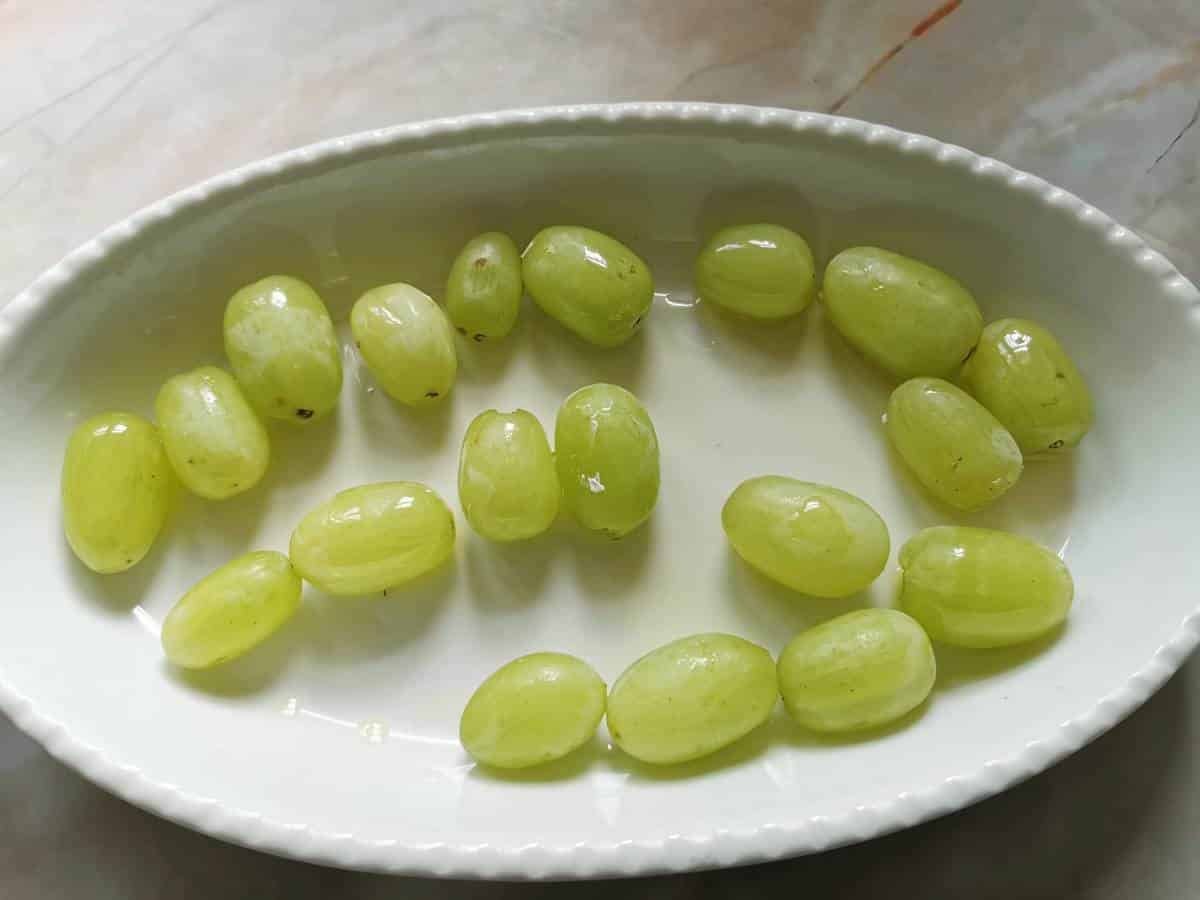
[459,409,559,541]
[961,318,1093,455]
[459,652,606,769]
[161,551,301,669]
[777,609,936,733]
[722,477,889,598]
[823,247,983,380]
[223,275,343,423]
[351,283,458,405]
[61,412,170,574]
[554,383,660,538]
[155,366,270,500]
[899,526,1073,648]
[606,633,778,765]
[886,377,1023,511]
[289,481,455,596]
[694,224,816,319]
[522,226,653,347]
[445,232,523,341]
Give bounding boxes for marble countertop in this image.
[2,1,1198,897]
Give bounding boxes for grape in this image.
[694,223,815,319]
[459,409,559,542]
[154,366,270,500]
[445,232,523,341]
[899,525,1073,648]
[61,412,170,574]
[722,477,889,598]
[777,609,935,733]
[351,283,458,406]
[459,652,606,769]
[555,383,659,538]
[886,377,1022,510]
[522,226,652,347]
[960,317,1093,455]
[606,633,777,765]
[223,275,342,424]
[823,247,983,380]
[288,481,455,596]
[161,551,301,669]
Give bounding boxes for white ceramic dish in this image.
[1,103,1197,879]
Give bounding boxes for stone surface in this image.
[2,0,1198,897]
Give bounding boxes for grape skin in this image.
[459,652,606,769]
[777,609,935,733]
[694,223,815,319]
[155,366,270,500]
[289,481,455,596]
[722,477,889,598]
[522,226,653,347]
[899,525,1073,648]
[223,275,342,424]
[445,232,523,341]
[555,383,660,538]
[606,633,778,765]
[61,412,170,574]
[161,550,301,669]
[823,246,983,380]
[886,377,1023,511]
[351,283,458,406]
[459,409,559,542]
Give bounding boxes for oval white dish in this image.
[1,103,1197,879]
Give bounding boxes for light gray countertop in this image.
[2,1,1198,896]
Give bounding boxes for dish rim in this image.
[1,102,1197,879]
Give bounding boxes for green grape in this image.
[154,366,270,500]
[694,223,816,319]
[459,652,606,769]
[522,226,653,347]
[289,481,455,596]
[899,525,1073,648]
[445,232,523,341]
[350,283,458,406]
[223,275,342,424]
[777,609,935,733]
[606,633,777,765]
[960,317,1094,455]
[722,477,889,598]
[160,550,301,669]
[554,383,659,538]
[458,409,559,542]
[61,412,170,574]
[886,377,1022,511]
[823,247,983,380]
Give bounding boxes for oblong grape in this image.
[155,366,270,500]
[606,633,777,765]
[960,317,1094,455]
[459,409,559,542]
[777,609,935,733]
[555,383,659,538]
[351,283,458,406]
[223,275,342,423]
[289,481,455,596]
[722,477,889,598]
[695,223,815,319]
[445,232,522,341]
[61,412,170,574]
[823,247,983,379]
[522,226,652,347]
[161,550,301,669]
[886,377,1022,511]
[460,652,606,769]
[899,525,1073,648]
